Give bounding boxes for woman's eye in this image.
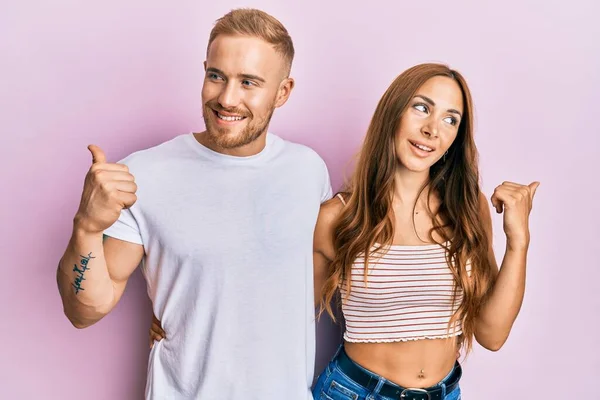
[444,116,458,126]
[414,103,428,113]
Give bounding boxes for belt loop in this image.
[366,377,386,400]
[439,382,447,398]
[333,344,343,359]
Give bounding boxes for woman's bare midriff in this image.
[343,336,460,388]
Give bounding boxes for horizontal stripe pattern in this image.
[341,243,470,343]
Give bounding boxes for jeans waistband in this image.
[334,346,461,400]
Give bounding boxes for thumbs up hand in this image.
[74,145,138,234]
[490,181,540,251]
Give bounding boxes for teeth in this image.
[413,142,433,152]
[217,113,244,121]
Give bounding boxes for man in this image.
[57,9,331,399]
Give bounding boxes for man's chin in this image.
[207,129,253,150]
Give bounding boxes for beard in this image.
[202,99,275,149]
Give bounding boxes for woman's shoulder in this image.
[319,193,348,222]
[315,193,350,240]
[315,193,348,258]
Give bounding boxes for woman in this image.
[149,63,538,400]
[311,63,538,400]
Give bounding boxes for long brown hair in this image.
[319,63,496,353]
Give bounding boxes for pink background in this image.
[1,0,599,398]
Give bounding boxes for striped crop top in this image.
[336,194,471,343]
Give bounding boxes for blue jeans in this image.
[312,346,461,400]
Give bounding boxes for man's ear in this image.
[274,77,295,108]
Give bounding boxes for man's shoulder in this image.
[118,133,190,168]
[274,134,327,167]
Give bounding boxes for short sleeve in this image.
[103,207,143,245]
[320,160,333,203]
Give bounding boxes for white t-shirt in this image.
[104,133,332,400]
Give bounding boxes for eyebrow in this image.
[414,95,462,117]
[206,67,266,83]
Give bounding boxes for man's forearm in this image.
[57,225,116,328]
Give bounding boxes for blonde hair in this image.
[208,8,295,76]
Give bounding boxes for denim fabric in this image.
[312,347,461,400]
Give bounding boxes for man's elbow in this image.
[63,308,95,329]
[70,319,91,329]
[62,302,110,329]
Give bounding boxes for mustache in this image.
[204,101,252,118]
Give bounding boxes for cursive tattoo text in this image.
[72,252,95,295]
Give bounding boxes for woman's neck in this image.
[393,165,431,206]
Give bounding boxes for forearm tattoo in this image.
[72,252,95,295]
